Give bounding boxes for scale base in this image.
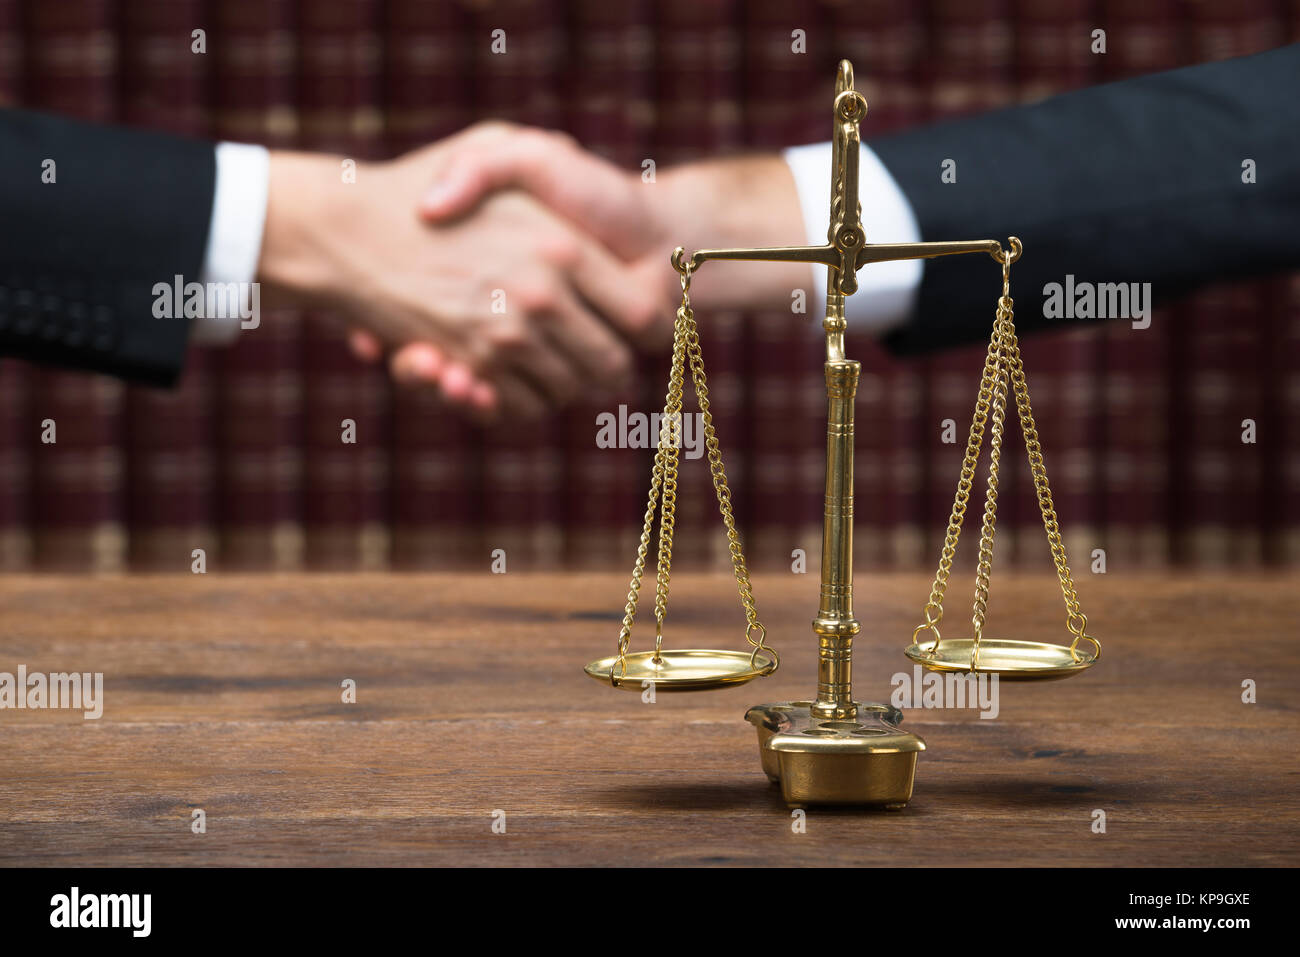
[744,701,925,807]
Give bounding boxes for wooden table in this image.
[0,571,1296,867]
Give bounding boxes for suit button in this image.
[12,289,36,336]
[63,301,89,349]
[40,295,63,340]
[90,280,114,305]
[91,305,117,351]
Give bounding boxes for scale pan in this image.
[904,637,1098,681]
[584,649,776,691]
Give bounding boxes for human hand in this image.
[386,122,810,402]
[258,146,667,421]
[416,123,811,308]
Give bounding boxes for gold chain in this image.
[969,266,1015,667]
[1003,310,1096,658]
[909,268,1012,651]
[611,263,778,683]
[911,240,1098,664]
[651,296,689,658]
[681,287,775,668]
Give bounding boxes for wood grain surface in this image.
[0,571,1296,867]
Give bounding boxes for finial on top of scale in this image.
[836,59,854,94]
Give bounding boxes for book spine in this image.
[472,0,565,571]
[24,0,126,571]
[918,0,1014,581]
[1178,285,1252,565]
[0,3,29,568]
[1013,0,1098,101]
[1281,275,1300,564]
[0,355,30,569]
[1182,0,1285,566]
[1009,0,1102,571]
[210,0,304,569]
[119,0,216,571]
[745,310,805,566]
[829,1,928,571]
[831,0,925,137]
[654,0,743,570]
[1187,0,1286,62]
[382,0,480,569]
[298,0,390,570]
[561,0,654,569]
[1093,0,1181,568]
[0,0,21,104]
[1284,2,1300,563]
[743,0,825,568]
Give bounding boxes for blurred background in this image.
[0,0,1296,574]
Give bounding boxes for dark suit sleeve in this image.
[0,109,216,385]
[870,44,1300,355]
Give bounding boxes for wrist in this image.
[258,150,360,306]
[660,155,811,311]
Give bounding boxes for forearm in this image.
[658,154,811,312]
[0,108,211,384]
[257,150,358,308]
[872,43,1300,355]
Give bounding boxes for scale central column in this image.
[812,297,860,720]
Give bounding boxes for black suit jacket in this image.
[0,109,213,385]
[872,43,1300,355]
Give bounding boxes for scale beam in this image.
[856,239,1004,265]
[683,238,1008,281]
[680,244,840,270]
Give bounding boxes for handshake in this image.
[257,123,809,422]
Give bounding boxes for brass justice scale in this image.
[584,60,1100,807]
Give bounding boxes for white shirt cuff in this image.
[782,140,922,336]
[192,142,270,345]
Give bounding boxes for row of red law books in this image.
[0,0,1294,574]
